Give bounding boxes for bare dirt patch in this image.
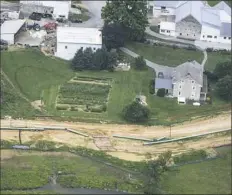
[31,100,43,111]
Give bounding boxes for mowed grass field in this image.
[161,146,232,194]
[1,49,230,124]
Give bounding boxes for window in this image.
[161,6,166,10]
[192,80,194,83]
[179,91,181,95]
[203,35,205,38]
[51,11,53,14]
[65,46,67,49]
[229,37,231,40]
[167,30,170,33]
[187,34,188,36]
[191,93,195,97]
[81,47,83,49]
[194,34,195,36]
[179,85,182,89]
[161,30,165,33]
[93,47,96,50]
[207,35,212,38]
[214,36,217,39]
[192,86,195,90]
[224,37,227,39]
[180,33,182,35]
[181,80,184,83]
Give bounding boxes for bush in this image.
[56,105,69,110]
[206,48,214,52]
[156,88,166,97]
[215,75,232,101]
[122,101,150,123]
[134,56,147,70]
[173,150,208,164]
[34,140,57,151]
[70,106,78,111]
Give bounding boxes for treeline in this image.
[71,47,118,71]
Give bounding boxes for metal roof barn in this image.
[1,19,25,44]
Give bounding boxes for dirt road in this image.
[1,112,231,138]
[1,113,231,161]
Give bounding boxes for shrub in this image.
[70,106,78,111]
[122,101,150,123]
[34,140,57,151]
[156,88,165,97]
[134,56,147,70]
[215,75,232,101]
[206,48,214,52]
[149,79,155,94]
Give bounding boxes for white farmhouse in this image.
[155,60,207,101]
[20,1,71,19]
[152,1,231,45]
[55,27,102,60]
[1,20,26,45]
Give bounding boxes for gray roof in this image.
[175,1,204,24]
[171,60,203,85]
[1,19,25,34]
[201,7,221,27]
[213,1,231,16]
[155,78,172,89]
[220,22,231,36]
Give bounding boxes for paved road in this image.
[0,1,20,12]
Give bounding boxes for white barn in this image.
[20,1,71,19]
[55,27,102,60]
[153,1,231,45]
[1,20,26,45]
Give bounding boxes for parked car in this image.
[26,22,40,31]
[70,18,82,23]
[29,12,42,21]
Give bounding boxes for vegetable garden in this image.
[56,76,112,113]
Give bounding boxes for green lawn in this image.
[1,49,74,101]
[126,42,203,66]
[1,49,230,124]
[0,150,143,193]
[161,146,232,194]
[1,72,40,117]
[207,0,231,6]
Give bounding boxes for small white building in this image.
[20,1,71,19]
[1,19,26,44]
[55,27,102,60]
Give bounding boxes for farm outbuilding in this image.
[1,19,26,44]
[55,27,102,60]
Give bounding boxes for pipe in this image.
[113,135,153,142]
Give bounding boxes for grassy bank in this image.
[161,146,231,194]
[1,148,144,193]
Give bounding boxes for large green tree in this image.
[215,75,232,101]
[101,0,149,41]
[134,55,147,70]
[213,61,232,80]
[71,47,85,70]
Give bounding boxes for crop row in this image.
[57,97,105,105]
[74,76,113,81]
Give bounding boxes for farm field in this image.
[125,42,204,66]
[1,49,230,125]
[161,146,232,194]
[0,149,144,193]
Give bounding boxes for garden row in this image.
[56,81,111,113]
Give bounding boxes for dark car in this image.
[29,12,42,21]
[70,18,82,23]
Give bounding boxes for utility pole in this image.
[19,129,22,145]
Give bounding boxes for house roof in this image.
[220,22,231,36]
[155,78,172,89]
[175,1,204,24]
[1,19,25,34]
[171,60,203,85]
[56,27,102,44]
[201,7,221,27]
[213,1,231,16]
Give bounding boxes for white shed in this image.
[55,27,102,60]
[1,20,26,45]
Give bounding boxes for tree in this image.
[134,56,146,70]
[215,75,232,101]
[71,48,85,70]
[83,47,94,69]
[102,23,127,50]
[93,48,109,70]
[149,79,155,94]
[123,101,150,123]
[101,0,149,41]
[157,88,166,97]
[213,61,232,80]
